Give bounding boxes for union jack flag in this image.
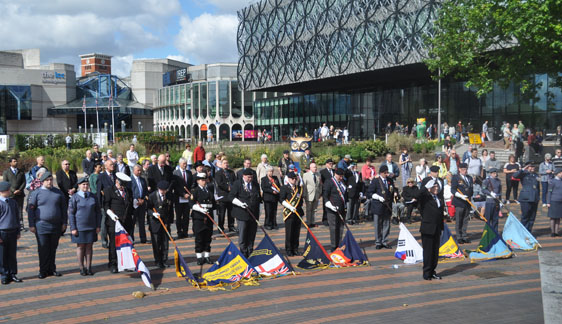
[228,267,254,282]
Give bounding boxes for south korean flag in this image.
[394,223,423,264]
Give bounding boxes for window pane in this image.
[208,81,217,118]
[201,83,207,118]
[193,83,199,118]
[219,81,230,118]
[231,81,242,118]
[244,91,253,118]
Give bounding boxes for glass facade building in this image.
[0,85,32,134]
[238,0,562,140]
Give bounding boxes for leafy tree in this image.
[425,0,562,96]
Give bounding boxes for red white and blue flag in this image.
[249,235,293,277]
[115,220,153,289]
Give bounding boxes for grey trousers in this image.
[305,198,319,225]
[374,213,391,245]
[455,206,470,240]
[347,199,360,222]
[326,210,344,251]
[100,209,108,246]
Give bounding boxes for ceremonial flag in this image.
[174,246,198,285]
[329,230,369,267]
[298,231,331,269]
[466,222,513,262]
[394,223,423,264]
[201,242,257,287]
[439,223,465,262]
[82,96,86,113]
[502,212,540,251]
[249,235,294,277]
[114,220,153,289]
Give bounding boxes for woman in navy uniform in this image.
[261,166,281,230]
[513,162,540,232]
[147,180,174,269]
[68,177,101,276]
[547,168,562,236]
[0,182,22,284]
[190,173,216,265]
[482,168,502,232]
[416,179,444,280]
[279,172,305,256]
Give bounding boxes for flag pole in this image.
[111,93,115,143]
[83,96,87,134]
[152,208,178,249]
[457,189,487,222]
[184,186,231,243]
[95,95,100,135]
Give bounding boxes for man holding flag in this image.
[323,168,348,252]
[482,168,502,232]
[147,181,174,268]
[190,172,216,265]
[279,172,305,256]
[451,163,473,244]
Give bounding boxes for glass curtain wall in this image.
[219,81,230,118]
[208,81,216,119]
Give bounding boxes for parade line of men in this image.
[1,142,557,284]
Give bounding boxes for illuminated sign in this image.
[42,71,66,84]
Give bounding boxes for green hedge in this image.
[14,134,92,151]
[19,147,89,173]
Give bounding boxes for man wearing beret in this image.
[482,168,502,232]
[451,163,473,243]
[416,179,444,280]
[229,168,262,257]
[421,165,444,198]
[323,168,348,251]
[367,165,396,249]
[147,180,174,268]
[279,172,305,256]
[278,150,293,179]
[0,181,22,284]
[513,162,540,232]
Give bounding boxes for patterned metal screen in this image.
[237,0,440,91]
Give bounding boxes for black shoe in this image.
[51,271,62,277]
[431,273,442,280]
[383,244,392,249]
[140,240,147,244]
[375,245,383,250]
[293,250,301,256]
[423,276,432,281]
[322,221,329,226]
[102,243,109,249]
[273,225,279,230]
[265,226,272,230]
[204,257,212,264]
[10,275,22,283]
[1,278,10,285]
[228,227,237,233]
[457,238,465,244]
[391,218,399,225]
[197,258,204,265]
[308,224,317,228]
[87,268,94,276]
[80,268,87,276]
[464,238,471,243]
[551,233,556,237]
[111,267,119,273]
[38,272,47,279]
[286,250,294,256]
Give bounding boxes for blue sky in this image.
[0,0,254,77]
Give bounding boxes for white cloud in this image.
[112,55,135,78]
[205,0,255,13]
[174,13,239,64]
[166,54,190,64]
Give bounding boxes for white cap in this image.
[116,172,131,182]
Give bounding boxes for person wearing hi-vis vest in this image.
[190,172,216,265]
[279,172,305,256]
[323,168,348,252]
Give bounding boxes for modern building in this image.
[153,63,282,141]
[237,0,562,141]
[80,53,112,76]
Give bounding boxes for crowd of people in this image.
[1,139,562,284]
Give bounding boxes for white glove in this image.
[232,198,248,209]
[152,212,160,219]
[192,204,208,214]
[106,209,118,222]
[490,192,497,198]
[282,200,296,212]
[325,201,338,212]
[372,193,385,202]
[455,192,468,200]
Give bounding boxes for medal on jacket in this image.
[378,177,386,195]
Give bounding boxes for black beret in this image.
[524,161,535,167]
[157,180,169,190]
[488,168,498,173]
[283,150,290,154]
[287,172,297,179]
[0,181,10,192]
[325,159,333,164]
[77,176,89,185]
[555,168,562,174]
[194,161,204,168]
[40,171,53,182]
[335,168,345,176]
[242,168,254,176]
[429,165,440,172]
[379,165,389,173]
[459,163,468,169]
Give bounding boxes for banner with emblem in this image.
[174,247,199,287]
[249,235,295,277]
[297,231,331,269]
[466,223,513,262]
[200,242,259,289]
[115,220,153,289]
[439,223,465,262]
[394,223,423,264]
[329,230,369,267]
[502,212,540,251]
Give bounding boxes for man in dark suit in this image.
[147,154,174,193]
[279,172,305,256]
[367,165,396,249]
[451,163,473,243]
[236,158,259,187]
[323,168,348,252]
[55,160,78,208]
[229,168,262,257]
[92,144,102,165]
[215,158,237,232]
[81,150,95,176]
[147,181,174,269]
[421,165,445,199]
[346,162,363,225]
[513,162,540,232]
[103,173,134,273]
[173,158,193,238]
[2,158,26,230]
[320,159,335,226]
[130,164,149,243]
[416,179,444,280]
[96,159,116,248]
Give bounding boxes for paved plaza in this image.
[0,197,555,324]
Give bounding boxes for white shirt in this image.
[126,150,139,167]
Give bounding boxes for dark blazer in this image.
[130,174,148,200]
[103,186,134,228]
[320,168,334,185]
[55,169,78,199]
[96,171,116,203]
[279,184,305,215]
[189,185,216,221]
[147,164,174,193]
[215,168,236,200]
[92,151,102,164]
[346,171,363,199]
[147,190,174,231]
[236,168,259,187]
[228,179,261,221]
[402,185,420,204]
[513,170,540,203]
[416,187,445,235]
[261,175,281,203]
[323,177,348,212]
[2,167,26,198]
[81,158,95,175]
[451,174,473,207]
[366,176,395,215]
[173,168,193,200]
